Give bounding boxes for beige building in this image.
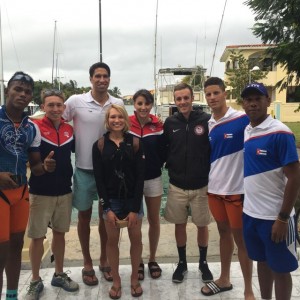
[220,44,300,122]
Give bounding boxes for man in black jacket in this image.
[163,83,213,284]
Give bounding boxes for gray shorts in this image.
[164,184,211,227]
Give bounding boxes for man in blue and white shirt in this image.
[242,82,300,300]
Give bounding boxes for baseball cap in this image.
[241,82,268,98]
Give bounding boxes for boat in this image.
[155,66,210,121]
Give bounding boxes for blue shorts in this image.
[103,198,144,220]
[243,213,298,273]
[72,168,99,211]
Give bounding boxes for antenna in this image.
[210,0,227,76]
[195,35,198,67]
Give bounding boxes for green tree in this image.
[225,51,267,104]
[32,80,90,106]
[245,0,300,110]
[108,86,122,98]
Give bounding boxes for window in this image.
[226,61,231,70]
[286,86,300,103]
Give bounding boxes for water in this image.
[71,105,169,221]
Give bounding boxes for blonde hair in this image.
[105,104,130,132]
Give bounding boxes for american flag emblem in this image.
[256,149,267,156]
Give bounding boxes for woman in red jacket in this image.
[129,89,164,280]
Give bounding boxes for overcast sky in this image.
[1,0,260,95]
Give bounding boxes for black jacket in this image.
[92,132,145,213]
[162,110,211,190]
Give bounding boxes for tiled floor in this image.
[2,262,300,299]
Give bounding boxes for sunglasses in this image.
[10,74,33,83]
[43,89,64,97]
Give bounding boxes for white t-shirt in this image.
[63,91,124,169]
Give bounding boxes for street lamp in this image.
[249,66,260,84]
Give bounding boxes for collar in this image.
[41,115,65,127]
[87,90,111,106]
[1,105,29,123]
[247,115,272,130]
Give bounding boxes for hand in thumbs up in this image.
[43,151,56,173]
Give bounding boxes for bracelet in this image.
[276,218,288,224]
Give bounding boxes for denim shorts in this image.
[103,198,144,220]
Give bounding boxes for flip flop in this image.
[138,263,144,281]
[148,261,162,279]
[99,265,113,282]
[201,281,233,296]
[82,268,99,286]
[131,282,143,297]
[109,286,122,299]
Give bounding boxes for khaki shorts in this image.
[164,184,211,227]
[143,176,163,198]
[28,193,72,239]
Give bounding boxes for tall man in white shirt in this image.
[63,62,124,285]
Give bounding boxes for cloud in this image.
[1,0,261,95]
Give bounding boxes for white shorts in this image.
[143,176,163,198]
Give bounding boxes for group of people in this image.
[0,62,299,300]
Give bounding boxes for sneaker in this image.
[199,261,213,283]
[25,278,44,300]
[51,272,79,292]
[172,261,188,283]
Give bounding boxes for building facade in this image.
[220,44,300,122]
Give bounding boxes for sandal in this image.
[109,286,122,299]
[138,263,144,281]
[131,283,143,297]
[148,261,162,279]
[99,265,113,282]
[82,268,99,286]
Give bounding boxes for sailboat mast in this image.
[99,0,102,62]
[0,4,4,105]
[210,0,227,76]
[51,20,57,86]
[153,0,159,110]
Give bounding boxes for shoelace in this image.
[26,280,42,294]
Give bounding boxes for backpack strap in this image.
[97,137,105,154]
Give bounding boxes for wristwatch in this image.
[278,212,290,221]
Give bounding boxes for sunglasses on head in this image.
[43,89,64,97]
[10,74,33,84]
